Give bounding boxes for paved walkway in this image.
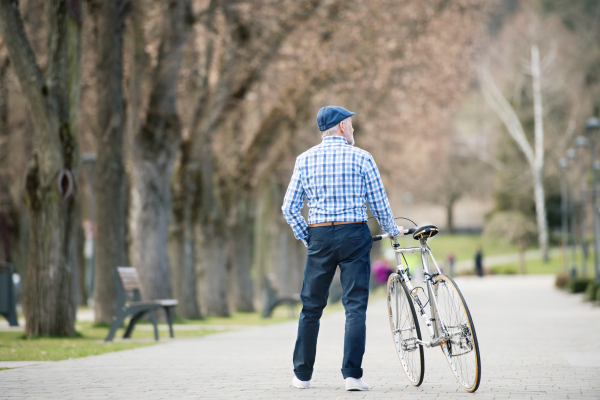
[1,275,599,399]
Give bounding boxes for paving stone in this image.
[1,276,599,399]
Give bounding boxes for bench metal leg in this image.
[164,307,174,338]
[8,311,18,327]
[106,314,124,342]
[123,312,145,339]
[1,312,18,327]
[149,309,159,341]
[262,298,301,318]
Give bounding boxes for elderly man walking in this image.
[282,106,406,391]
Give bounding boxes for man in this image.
[282,106,407,391]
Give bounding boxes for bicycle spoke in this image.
[433,275,481,392]
[387,274,424,386]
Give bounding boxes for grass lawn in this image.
[424,233,518,262]
[0,330,157,362]
[0,307,300,363]
[489,250,597,276]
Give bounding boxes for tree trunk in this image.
[170,208,201,318]
[197,220,229,316]
[288,225,306,295]
[532,166,549,263]
[192,134,230,317]
[271,180,294,297]
[125,0,147,152]
[0,0,81,337]
[0,55,16,265]
[129,0,191,303]
[130,159,176,301]
[0,0,82,336]
[77,210,87,305]
[269,178,306,298]
[227,197,255,312]
[252,182,271,309]
[530,45,549,262]
[171,143,202,319]
[92,0,128,324]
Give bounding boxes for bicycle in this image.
[373,224,481,392]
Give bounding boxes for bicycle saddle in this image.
[412,225,439,240]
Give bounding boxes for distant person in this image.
[373,257,394,286]
[447,253,455,277]
[282,106,407,391]
[475,246,483,277]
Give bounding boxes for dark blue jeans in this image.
[293,223,373,381]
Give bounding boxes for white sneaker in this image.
[345,377,370,391]
[292,376,310,389]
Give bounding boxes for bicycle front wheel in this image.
[433,274,481,392]
[387,273,424,386]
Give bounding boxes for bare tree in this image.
[172,0,325,317]
[479,47,549,261]
[0,0,83,336]
[0,51,15,264]
[179,0,490,316]
[222,77,321,311]
[129,0,193,304]
[91,0,130,325]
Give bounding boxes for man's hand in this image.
[390,226,409,241]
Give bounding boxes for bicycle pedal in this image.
[401,338,418,352]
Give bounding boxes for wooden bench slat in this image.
[117,267,142,290]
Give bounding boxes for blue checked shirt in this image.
[282,136,401,246]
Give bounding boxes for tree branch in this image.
[530,45,544,172]
[478,57,535,167]
[0,0,47,130]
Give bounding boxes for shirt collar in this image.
[322,136,348,145]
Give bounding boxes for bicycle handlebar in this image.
[372,227,416,241]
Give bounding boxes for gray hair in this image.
[321,117,351,139]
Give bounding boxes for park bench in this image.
[262,274,301,318]
[0,262,18,326]
[105,267,178,341]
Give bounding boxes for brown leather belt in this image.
[308,221,366,228]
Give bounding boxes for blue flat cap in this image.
[316,106,355,131]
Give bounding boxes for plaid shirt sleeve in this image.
[281,159,309,246]
[363,155,401,237]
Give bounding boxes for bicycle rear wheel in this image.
[432,274,481,392]
[386,273,424,386]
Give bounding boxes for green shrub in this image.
[555,274,569,289]
[568,278,593,293]
[490,265,518,275]
[596,286,600,303]
[585,281,600,301]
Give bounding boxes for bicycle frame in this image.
[379,229,481,392]
[391,237,449,349]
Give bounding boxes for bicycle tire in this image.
[432,274,481,392]
[386,273,425,386]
